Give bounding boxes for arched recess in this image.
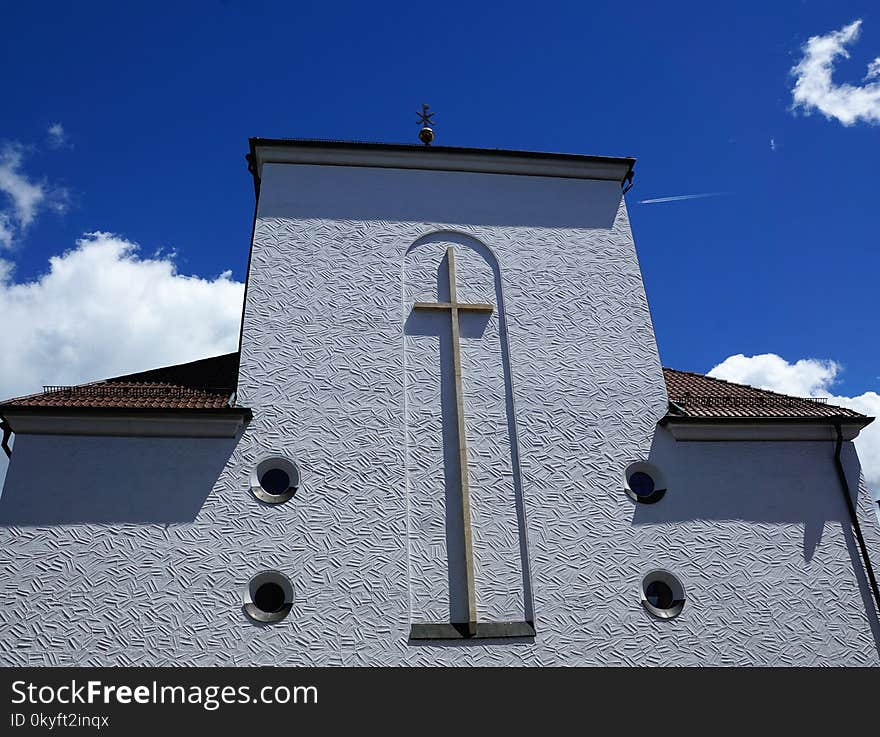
[403,230,534,636]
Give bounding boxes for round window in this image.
[645,580,673,609]
[250,456,300,504]
[260,468,291,496]
[640,570,685,619]
[243,570,293,623]
[253,581,286,613]
[624,462,666,504]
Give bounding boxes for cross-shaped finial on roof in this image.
[417,104,435,145]
[416,103,434,127]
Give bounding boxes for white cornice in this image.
[5,412,248,438]
[665,421,865,442]
[252,143,633,182]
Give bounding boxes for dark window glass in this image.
[645,580,674,610]
[628,471,655,498]
[260,468,291,496]
[253,582,286,613]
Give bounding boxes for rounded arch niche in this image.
[402,230,535,631]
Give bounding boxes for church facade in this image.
[0,140,877,665]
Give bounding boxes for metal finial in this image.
[417,103,434,127]
[417,103,435,145]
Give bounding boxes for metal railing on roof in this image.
[41,384,234,398]
[671,393,828,408]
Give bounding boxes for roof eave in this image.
[0,405,251,416]
[247,137,636,198]
[659,414,874,427]
[659,414,873,442]
[0,405,253,439]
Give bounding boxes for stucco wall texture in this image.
[0,162,877,665]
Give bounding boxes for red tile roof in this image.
[0,353,239,411]
[663,367,871,422]
[0,352,870,424]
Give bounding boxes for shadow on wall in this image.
[404,232,534,626]
[257,165,623,229]
[0,433,239,525]
[635,425,880,656]
[633,426,855,560]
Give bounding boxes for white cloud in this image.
[0,144,46,231]
[769,137,777,152]
[709,353,880,494]
[47,123,66,148]
[0,142,69,249]
[707,353,841,396]
[791,19,880,125]
[0,232,244,403]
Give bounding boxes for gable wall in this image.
[0,161,876,664]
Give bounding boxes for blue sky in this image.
[1,1,879,483]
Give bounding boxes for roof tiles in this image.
[0,353,239,411]
[0,352,871,423]
[662,367,869,421]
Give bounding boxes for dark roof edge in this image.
[246,137,636,198]
[0,406,253,419]
[249,137,636,166]
[659,414,874,428]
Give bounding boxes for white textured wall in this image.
[641,428,880,664]
[0,161,877,664]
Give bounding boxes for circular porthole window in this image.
[640,569,685,619]
[624,461,666,504]
[243,570,293,623]
[250,456,300,504]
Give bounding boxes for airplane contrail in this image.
[638,192,730,204]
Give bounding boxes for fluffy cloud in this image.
[709,353,880,493]
[0,232,244,403]
[707,353,841,396]
[791,19,880,125]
